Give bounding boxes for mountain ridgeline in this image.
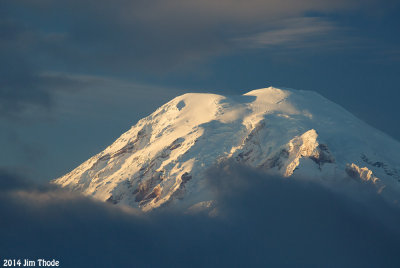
[54,87,400,211]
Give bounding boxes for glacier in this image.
[53,87,400,211]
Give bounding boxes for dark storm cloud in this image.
[1,163,400,267]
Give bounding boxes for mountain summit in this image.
[54,87,400,211]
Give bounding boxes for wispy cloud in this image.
[234,17,338,49]
[0,0,391,122]
[45,72,184,119]
[1,0,369,73]
[0,67,184,121]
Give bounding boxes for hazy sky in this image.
[1,0,400,181]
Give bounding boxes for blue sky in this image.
[1,0,400,181]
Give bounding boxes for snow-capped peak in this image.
[53,87,400,211]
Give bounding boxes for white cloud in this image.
[234,17,337,49]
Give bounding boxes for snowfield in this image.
[54,87,400,211]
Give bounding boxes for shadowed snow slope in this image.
[54,87,400,211]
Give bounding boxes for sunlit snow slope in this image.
[54,87,400,211]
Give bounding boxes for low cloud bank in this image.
[1,165,400,267]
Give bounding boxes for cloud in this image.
[0,68,183,120]
[234,17,338,49]
[2,0,372,72]
[0,0,382,119]
[44,73,184,119]
[0,70,88,120]
[1,163,400,267]
[0,19,83,119]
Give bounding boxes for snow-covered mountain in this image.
[54,87,400,211]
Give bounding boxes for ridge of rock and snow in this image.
[53,87,400,211]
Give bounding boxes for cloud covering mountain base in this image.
[1,163,400,267]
